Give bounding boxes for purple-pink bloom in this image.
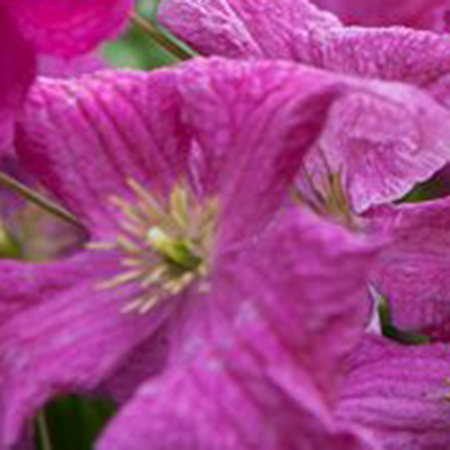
[0,58,379,447]
[159,0,450,211]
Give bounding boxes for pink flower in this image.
[0,58,379,448]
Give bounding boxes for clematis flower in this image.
[0,57,379,448]
[158,0,450,212]
[311,0,450,30]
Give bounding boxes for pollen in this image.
[90,179,218,314]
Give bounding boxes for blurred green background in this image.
[103,0,178,69]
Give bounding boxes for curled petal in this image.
[307,82,450,211]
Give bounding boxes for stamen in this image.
[98,270,143,290]
[86,241,116,250]
[96,180,217,314]
[295,157,357,229]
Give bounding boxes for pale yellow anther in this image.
[97,180,218,315]
[147,227,173,254]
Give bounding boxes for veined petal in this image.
[5,0,132,57]
[16,69,191,238]
[307,81,450,212]
[367,197,450,341]
[98,208,378,449]
[160,0,450,109]
[99,365,374,450]
[159,0,340,58]
[177,58,344,245]
[338,336,450,450]
[17,58,345,242]
[0,250,167,447]
[159,8,450,212]
[312,0,449,29]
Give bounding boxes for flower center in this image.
[295,164,358,229]
[91,180,218,314]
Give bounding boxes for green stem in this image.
[130,12,195,61]
[36,410,53,450]
[0,172,81,228]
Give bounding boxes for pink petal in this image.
[5,0,132,57]
[367,197,450,341]
[98,209,378,449]
[176,58,344,245]
[16,70,191,238]
[17,59,344,242]
[312,0,450,30]
[0,7,35,152]
[160,0,450,109]
[159,0,340,58]
[307,81,450,211]
[0,250,167,447]
[338,336,450,449]
[38,54,106,78]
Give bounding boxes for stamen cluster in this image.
[91,180,218,314]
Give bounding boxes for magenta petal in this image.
[312,0,449,29]
[37,54,105,78]
[6,0,132,57]
[178,58,344,245]
[97,209,378,449]
[367,197,450,341]
[98,367,373,450]
[17,59,344,241]
[159,0,340,58]
[0,7,35,152]
[103,329,170,404]
[0,251,166,447]
[16,70,191,237]
[338,336,450,449]
[160,0,450,109]
[307,82,450,211]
